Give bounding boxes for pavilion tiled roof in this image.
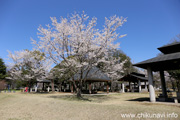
[157,42,180,54]
[70,66,111,82]
[133,42,180,71]
[118,72,148,82]
[37,79,51,83]
[134,52,180,65]
[158,42,180,49]
[130,74,148,81]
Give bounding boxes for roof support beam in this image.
[147,66,156,102]
[160,70,167,98]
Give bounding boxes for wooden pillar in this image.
[147,66,156,102]
[145,81,148,90]
[51,79,55,92]
[122,83,125,93]
[89,82,91,94]
[71,83,73,93]
[138,80,141,93]
[47,86,50,92]
[133,82,136,92]
[30,88,32,93]
[129,81,131,92]
[160,70,167,98]
[107,82,109,94]
[35,82,38,92]
[42,82,44,91]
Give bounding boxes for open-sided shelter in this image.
[118,72,148,92]
[133,42,180,102]
[69,67,111,94]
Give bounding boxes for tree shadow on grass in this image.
[48,94,112,103]
[86,95,113,103]
[21,92,50,94]
[127,97,178,104]
[126,97,150,102]
[33,92,49,94]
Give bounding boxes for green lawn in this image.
[0,92,179,120]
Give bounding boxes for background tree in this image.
[112,50,137,75]
[8,50,52,91]
[49,63,73,92]
[97,49,136,91]
[0,58,7,80]
[168,70,180,92]
[32,12,127,98]
[169,34,180,43]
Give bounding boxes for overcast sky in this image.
[0,0,180,65]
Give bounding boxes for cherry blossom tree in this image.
[32,12,127,97]
[97,50,127,91]
[97,53,125,81]
[7,50,52,91]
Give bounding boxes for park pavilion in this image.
[69,66,111,94]
[133,42,180,102]
[118,72,148,93]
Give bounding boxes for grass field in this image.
[0,92,180,120]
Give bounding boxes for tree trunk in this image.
[111,82,114,92]
[72,81,77,92]
[176,79,180,92]
[71,78,83,98]
[77,87,82,98]
[77,81,83,98]
[51,79,55,92]
[28,81,31,92]
[170,77,175,91]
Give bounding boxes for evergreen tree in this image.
[113,50,137,75]
[0,58,6,80]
